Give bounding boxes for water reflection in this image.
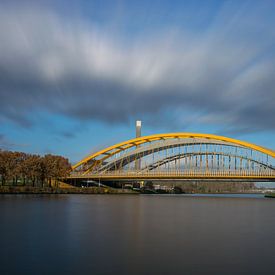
[0,194,275,274]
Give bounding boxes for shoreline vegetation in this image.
[264,193,275,198]
[0,185,269,195]
[0,183,267,195]
[0,185,138,194]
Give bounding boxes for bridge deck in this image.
[69,171,275,181]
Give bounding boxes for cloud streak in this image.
[0,2,275,133]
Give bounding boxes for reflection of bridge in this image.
[69,133,275,182]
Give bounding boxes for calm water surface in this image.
[1,194,275,275]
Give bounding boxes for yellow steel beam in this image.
[72,133,275,170]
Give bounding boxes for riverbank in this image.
[0,186,138,194]
[0,186,267,195]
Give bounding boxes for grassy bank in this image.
[0,186,138,194]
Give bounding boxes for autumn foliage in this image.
[0,150,71,187]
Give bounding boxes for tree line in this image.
[0,150,71,187]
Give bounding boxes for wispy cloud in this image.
[0,133,29,150]
[0,2,274,133]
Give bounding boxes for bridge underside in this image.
[70,133,275,183]
[67,173,275,182]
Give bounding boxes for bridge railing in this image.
[70,169,275,178]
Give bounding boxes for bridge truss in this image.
[71,133,275,181]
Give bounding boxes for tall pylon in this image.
[135,120,142,170]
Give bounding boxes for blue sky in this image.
[0,0,275,164]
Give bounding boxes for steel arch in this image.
[73,133,275,171]
[95,138,246,173]
[141,152,275,172]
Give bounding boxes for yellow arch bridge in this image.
[68,133,275,182]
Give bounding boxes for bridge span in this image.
[68,133,275,182]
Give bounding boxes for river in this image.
[1,194,275,274]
